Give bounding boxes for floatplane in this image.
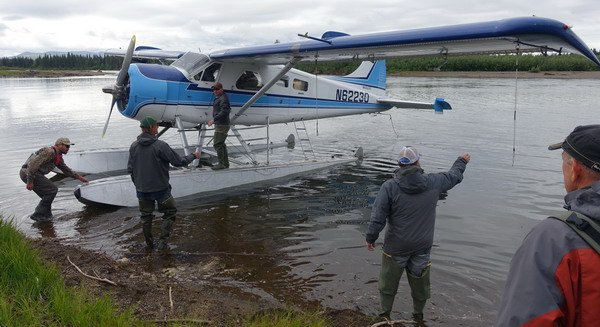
[72,16,600,207]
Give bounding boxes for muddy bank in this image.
[30,237,375,327]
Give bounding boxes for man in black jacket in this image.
[366,146,470,322]
[128,116,200,250]
[208,82,231,170]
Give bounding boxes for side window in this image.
[235,71,262,90]
[293,78,308,91]
[201,63,222,82]
[276,76,289,88]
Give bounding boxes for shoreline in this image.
[2,69,600,79]
[390,70,600,79]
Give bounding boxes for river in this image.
[1,74,598,325]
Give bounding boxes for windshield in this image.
[170,52,210,74]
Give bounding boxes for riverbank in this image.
[29,236,374,326]
[3,68,600,79]
[390,70,600,79]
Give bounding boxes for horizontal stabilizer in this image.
[378,97,452,113]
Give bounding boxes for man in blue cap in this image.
[497,125,600,326]
[128,116,200,250]
[366,146,470,322]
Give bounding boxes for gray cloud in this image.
[0,0,599,57]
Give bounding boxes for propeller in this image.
[102,35,136,137]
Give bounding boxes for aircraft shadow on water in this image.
[70,16,600,207]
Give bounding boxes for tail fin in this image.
[334,60,386,89]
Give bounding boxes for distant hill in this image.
[14,51,103,59]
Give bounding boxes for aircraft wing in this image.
[209,17,600,66]
[104,47,186,60]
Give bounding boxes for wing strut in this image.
[230,57,302,125]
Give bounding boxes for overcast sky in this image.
[1,0,600,57]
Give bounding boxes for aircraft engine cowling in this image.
[119,63,176,121]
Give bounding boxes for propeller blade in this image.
[102,98,117,138]
[103,35,135,137]
[116,35,136,87]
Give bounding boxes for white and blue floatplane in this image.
[73,16,600,207]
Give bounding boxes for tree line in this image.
[0,53,123,70]
[2,51,599,73]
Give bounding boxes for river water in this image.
[1,74,598,325]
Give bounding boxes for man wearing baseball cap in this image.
[497,125,600,326]
[208,82,231,170]
[19,137,89,222]
[366,146,471,322]
[128,116,200,251]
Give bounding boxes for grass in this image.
[236,309,330,327]
[0,218,139,327]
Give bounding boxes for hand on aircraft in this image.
[193,151,201,159]
[207,120,214,127]
[367,242,376,251]
[461,153,471,163]
[78,176,89,184]
[26,182,34,191]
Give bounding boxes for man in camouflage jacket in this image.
[19,137,88,221]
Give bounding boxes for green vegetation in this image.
[1,53,122,70]
[298,53,600,75]
[1,51,599,78]
[236,310,330,327]
[0,218,139,326]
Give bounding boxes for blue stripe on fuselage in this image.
[122,64,388,119]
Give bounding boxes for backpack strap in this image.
[550,211,600,254]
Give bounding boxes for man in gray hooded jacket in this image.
[366,146,470,322]
[128,116,200,250]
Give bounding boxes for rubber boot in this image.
[141,216,154,248]
[139,198,156,248]
[378,253,404,319]
[213,126,229,169]
[158,196,177,250]
[32,194,55,222]
[407,265,431,321]
[158,219,174,250]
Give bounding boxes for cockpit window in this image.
[170,52,210,74]
[201,63,222,82]
[235,71,263,90]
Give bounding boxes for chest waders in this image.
[550,211,600,254]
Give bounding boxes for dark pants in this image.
[137,189,177,247]
[20,168,57,221]
[213,125,229,167]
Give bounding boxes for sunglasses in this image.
[64,144,70,148]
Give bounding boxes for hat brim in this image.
[548,142,563,151]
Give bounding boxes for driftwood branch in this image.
[67,255,117,286]
[370,319,415,327]
[169,286,174,310]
